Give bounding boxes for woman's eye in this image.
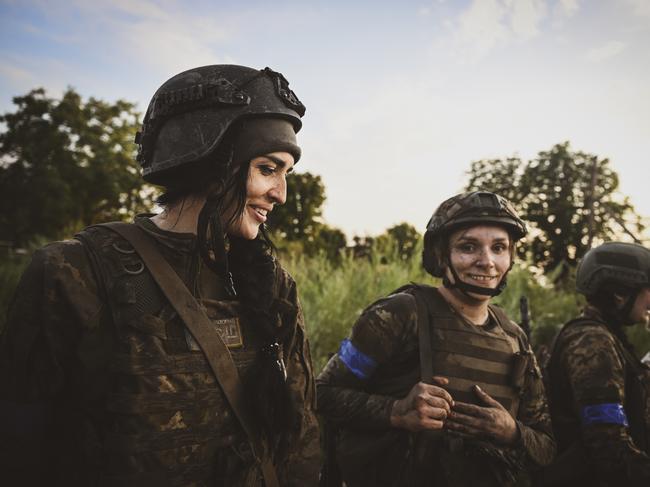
[258,164,275,175]
[493,244,507,253]
[458,244,475,253]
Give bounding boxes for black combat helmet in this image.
[135,65,305,186]
[422,191,527,296]
[576,242,650,296]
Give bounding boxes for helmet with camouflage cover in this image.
[135,64,305,186]
[422,191,527,296]
[576,242,650,296]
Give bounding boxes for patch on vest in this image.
[185,317,244,351]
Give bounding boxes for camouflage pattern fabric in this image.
[545,305,650,486]
[0,216,320,487]
[316,286,554,486]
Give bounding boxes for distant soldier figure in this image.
[0,65,320,486]
[543,242,650,486]
[317,191,555,486]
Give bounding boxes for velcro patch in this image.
[184,317,243,351]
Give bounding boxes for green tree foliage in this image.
[466,142,644,274]
[269,171,347,260]
[0,88,152,246]
[376,222,421,261]
[269,171,326,241]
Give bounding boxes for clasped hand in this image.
[391,380,518,445]
[446,384,519,445]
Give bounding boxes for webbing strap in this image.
[414,287,434,385]
[102,222,279,487]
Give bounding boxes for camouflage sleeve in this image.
[316,292,416,429]
[514,335,556,468]
[560,324,650,483]
[0,240,103,476]
[276,268,321,487]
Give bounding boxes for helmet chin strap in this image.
[619,288,641,326]
[443,263,508,298]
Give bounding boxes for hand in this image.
[446,385,519,445]
[390,376,454,432]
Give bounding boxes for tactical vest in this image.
[414,285,528,418]
[336,285,531,487]
[75,224,267,487]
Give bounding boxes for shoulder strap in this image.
[489,304,528,352]
[409,286,434,385]
[100,222,279,487]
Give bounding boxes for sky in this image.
[1,0,649,240]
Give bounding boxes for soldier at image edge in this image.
[0,65,320,486]
[542,241,650,486]
[317,191,556,487]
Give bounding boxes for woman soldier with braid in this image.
[317,191,555,486]
[0,65,320,486]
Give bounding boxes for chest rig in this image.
[76,224,266,486]
[412,285,529,418]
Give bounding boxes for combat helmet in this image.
[423,191,527,296]
[576,242,650,296]
[135,65,305,185]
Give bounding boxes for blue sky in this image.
[1,0,649,240]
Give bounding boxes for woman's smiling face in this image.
[225,151,295,240]
[445,224,512,301]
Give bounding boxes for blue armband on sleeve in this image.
[338,339,377,380]
[581,403,628,427]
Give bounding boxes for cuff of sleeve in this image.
[375,396,399,428]
[514,420,534,454]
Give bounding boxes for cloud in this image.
[451,0,548,59]
[69,0,232,75]
[555,0,580,18]
[624,0,650,18]
[0,63,35,86]
[586,40,626,62]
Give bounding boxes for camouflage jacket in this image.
[545,306,650,486]
[316,285,554,486]
[0,217,320,487]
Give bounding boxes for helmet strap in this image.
[443,261,507,298]
[620,288,641,325]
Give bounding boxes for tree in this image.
[0,88,153,246]
[465,142,644,274]
[268,171,326,242]
[268,171,348,260]
[375,222,421,260]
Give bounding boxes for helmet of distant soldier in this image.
[576,242,650,297]
[134,65,305,186]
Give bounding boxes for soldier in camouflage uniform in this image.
[317,191,555,487]
[543,242,650,486]
[0,65,320,486]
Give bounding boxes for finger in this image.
[473,385,504,409]
[420,406,449,420]
[431,376,449,386]
[452,401,490,418]
[420,418,445,431]
[422,395,452,414]
[422,384,454,406]
[445,419,485,437]
[448,410,486,429]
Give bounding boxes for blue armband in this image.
[581,403,628,427]
[338,339,377,380]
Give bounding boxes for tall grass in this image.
[1,245,648,370]
[0,253,30,332]
[282,244,432,371]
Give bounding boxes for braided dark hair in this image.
[156,125,296,443]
